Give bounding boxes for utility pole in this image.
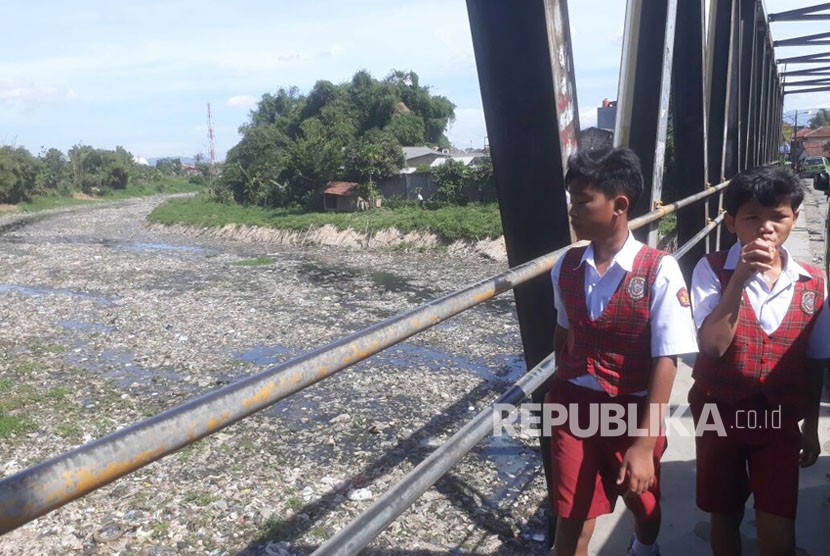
[788,108,813,171]
[207,103,216,170]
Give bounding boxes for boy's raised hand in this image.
[734,238,775,284]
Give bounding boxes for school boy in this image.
[547,147,698,556]
[690,165,830,556]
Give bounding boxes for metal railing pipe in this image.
[311,353,557,556]
[674,213,726,259]
[628,180,730,229]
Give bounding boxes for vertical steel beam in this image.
[737,0,756,172]
[721,0,742,248]
[466,2,577,540]
[746,9,764,168]
[466,0,574,369]
[706,0,733,186]
[615,0,678,246]
[671,0,707,278]
[543,0,580,176]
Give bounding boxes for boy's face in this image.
[724,196,798,249]
[567,180,627,241]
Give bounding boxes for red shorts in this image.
[547,380,667,520]
[688,384,801,519]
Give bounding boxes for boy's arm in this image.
[802,292,830,467]
[698,239,773,357]
[696,270,745,357]
[618,255,692,494]
[800,358,825,467]
[617,355,677,494]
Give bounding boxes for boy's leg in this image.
[548,382,616,552]
[755,512,795,556]
[622,490,660,545]
[554,517,596,556]
[688,386,751,556]
[710,510,743,556]
[747,418,800,556]
[618,433,666,551]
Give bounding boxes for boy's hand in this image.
[617,443,655,494]
[734,239,774,284]
[800,422,821,468]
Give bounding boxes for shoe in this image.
[625,537,660,556]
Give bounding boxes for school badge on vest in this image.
[676,287,690,307]
[801,291,816,315]
[626,276,646,300]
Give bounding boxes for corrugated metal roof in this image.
[324,181,359,196]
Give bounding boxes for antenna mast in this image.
[207,102,216,167]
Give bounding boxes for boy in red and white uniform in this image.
[690,165,830,556]
[547,147,697,556]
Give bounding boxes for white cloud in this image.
[580,107,598,129]
[227,95,257,108]
[0,83,77,104]
[447,107,488,150]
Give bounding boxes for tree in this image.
[37,147,67,191]
[0,146,41,203]
[344,130,404,184]
[808,108,830,129]
[218,69,456,209]
[433,159,470,205]
[155,158,183,176]
[68,144,132,193]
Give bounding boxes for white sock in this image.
[631,538,657,556]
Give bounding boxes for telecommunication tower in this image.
[207,103,216,167]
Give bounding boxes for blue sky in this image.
[0,1,826,162]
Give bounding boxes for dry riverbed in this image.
[0,196,551,556]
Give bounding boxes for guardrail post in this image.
[671,0,707,278]
[614,0,678,247]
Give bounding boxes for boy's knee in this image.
[622,490,660,523]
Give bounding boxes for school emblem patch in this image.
[676,287,691,307]
[627,276,647,301]
[801,291,816,315]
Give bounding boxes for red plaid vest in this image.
[692,250,825,412]
[556,244,665,396]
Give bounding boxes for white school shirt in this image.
[550,232,699,392]
[690,242,830,359]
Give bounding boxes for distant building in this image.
[377,150,490,201]
[597,98,617,130]
[579,127,614,150]
[402,146,451,169]
[323,181,360,212]
[796,126,830,157]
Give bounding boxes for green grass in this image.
[17,196,96,212]
[0,414,34,438]
[101,176,204,200]
[233,256,276,266]
[147,195,504,243]
[16,177,204,213]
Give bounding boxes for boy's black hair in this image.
[565,147,644,209]
[723,166,804,216]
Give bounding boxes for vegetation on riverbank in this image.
[147,194,503,243]
[16,177,203,212]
